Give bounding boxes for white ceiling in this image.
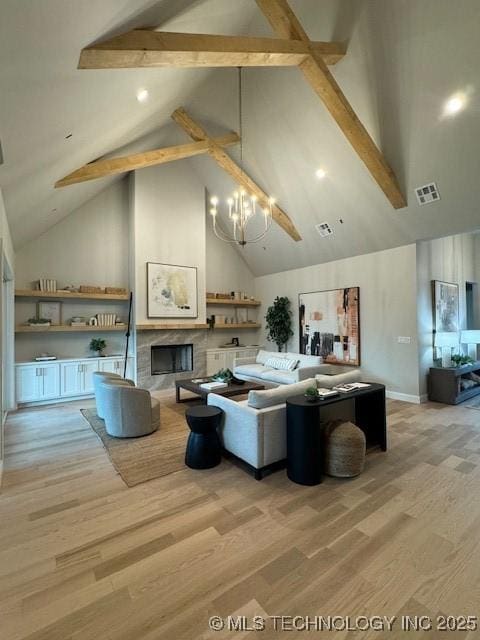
[1,0,480,276]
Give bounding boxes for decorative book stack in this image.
[38,278,57,292]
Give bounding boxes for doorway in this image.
[465,282,477,329]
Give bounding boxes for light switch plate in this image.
[398,336,411,344]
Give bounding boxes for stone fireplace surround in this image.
[137,329,207,391]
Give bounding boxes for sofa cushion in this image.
[235,363,273,378]
[255,349,287,365]
[315,369,362,389]
[286,352,322,368]
[248,378,316,409]
[264,356,299,371]
[262,369,298,385]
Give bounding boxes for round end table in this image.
[185,405,223,469]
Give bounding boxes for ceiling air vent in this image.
[315,222,334,238]
[415,182,440,205]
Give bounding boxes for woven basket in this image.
[323,420,366,478]
[80,285,105,294]
[105,287,127,295]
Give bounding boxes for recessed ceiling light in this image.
[316,168,327,179]
[444,94,466,116]
[136,88,149,103]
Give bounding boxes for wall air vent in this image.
[415,182,440,205]
[0,139,3,165]
[315,222,334,238]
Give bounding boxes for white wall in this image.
[0,188,15,476]
[14,180,130,360]
[255,244,421,400]
[205,213,260,348]
[417,232,479,396]
[132,163,206,325]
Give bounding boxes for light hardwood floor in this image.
[1,395,480,639]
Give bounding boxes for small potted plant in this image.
[90,338,106,357]
[28,317,51,327]
[304,386,319,402]
[213,368,234,383]
[451,353,474,367]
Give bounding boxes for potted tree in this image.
[90,338,106,358]
[265,296,293,352]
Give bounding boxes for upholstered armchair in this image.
[100,381,160,438]
[92,371,135,420]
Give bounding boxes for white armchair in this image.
[101,381,160,438]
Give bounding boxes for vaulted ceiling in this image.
[1,0,479,275]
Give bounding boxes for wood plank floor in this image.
[1,395,480,639]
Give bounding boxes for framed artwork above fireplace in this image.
[298,287,360,366]
[147,262,198,318]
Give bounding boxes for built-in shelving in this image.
[16,325,126,333]
[206,298,261,307]
[15,289,129,301]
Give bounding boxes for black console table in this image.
[428,362,480,404]
[286,383,387,486]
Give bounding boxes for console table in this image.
[286,383,387,485]
[428,362,480,404]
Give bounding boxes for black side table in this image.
[185,405,224,469]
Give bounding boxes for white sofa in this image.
[234,349,361,388]
[207,378,355,479]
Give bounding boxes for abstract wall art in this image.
[432,280,459,333]
[147,262,198,318]
[299,287,360,366]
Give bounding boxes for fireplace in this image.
[151,344,193,375]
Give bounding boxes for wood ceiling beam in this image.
[172,108,302,242]
[55,133,239,188]
[256,0,406,209]
[78,30,346,69]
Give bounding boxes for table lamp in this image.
[460,330,480,361]
[434,331,459,367]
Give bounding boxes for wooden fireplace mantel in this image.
[136,323,210,331]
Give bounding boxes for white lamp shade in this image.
[434,331,459,348]
[460,330,480,344]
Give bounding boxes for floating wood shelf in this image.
[206,298,261,307]
[16,325,126,333]
[136,323,209,331]
[214,323,261,330]
[15,289,130,301]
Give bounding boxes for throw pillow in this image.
[264,356,299,371]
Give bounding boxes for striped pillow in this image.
[264,356,299,371]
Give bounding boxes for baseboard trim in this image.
[386,390,426,404]
[17,394,95,409]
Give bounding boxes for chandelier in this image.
[209,68,274,246]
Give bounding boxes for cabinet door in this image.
[207,351,224,375]
[16,365,43,403]
[82,361,99,394]
[60,362,84,397]
[41,364,60,399]
[99,358,123,375]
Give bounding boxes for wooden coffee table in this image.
[175,377,264,403]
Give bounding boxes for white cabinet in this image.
[15,363,60,403]
[206,347,259,376]
[15,356,136,405]
[60,360,99,397]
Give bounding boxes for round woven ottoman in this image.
[323,420,366,477]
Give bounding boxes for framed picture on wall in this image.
[298,287,360,366]
[37,301,62,325]
[147,262,198,318]
[432,280,459,333]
